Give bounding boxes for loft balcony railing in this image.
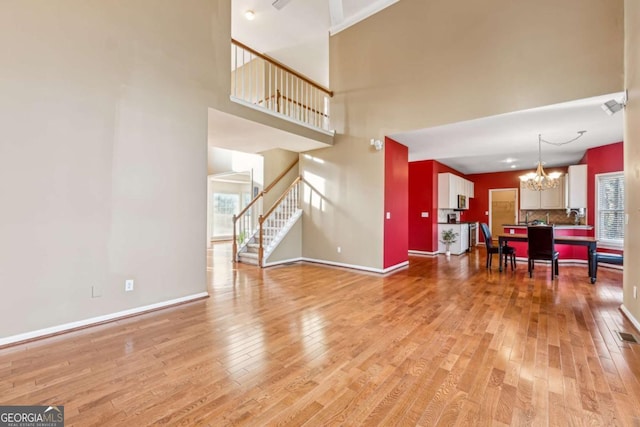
[231,39,333,133]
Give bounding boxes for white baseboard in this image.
[301,257,393,274]
[620,304,640,333]
[382,261,409,273]
[0,292,209,348]
[408,250,438,256]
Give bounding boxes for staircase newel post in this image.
[232,214,237,263]
[258,215,264,267]
[276,89,281,113]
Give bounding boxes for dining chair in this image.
[527,225,559,279]
[480,223,516,270]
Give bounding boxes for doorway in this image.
[489,189,518,238]
[207,171,254,244]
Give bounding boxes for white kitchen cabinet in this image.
[519,178,565,210]
[520,182,540,209]
[438,173,474,209]
[565,164,587,208]
[438,223,469,255]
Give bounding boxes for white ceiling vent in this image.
[272,0,292,10]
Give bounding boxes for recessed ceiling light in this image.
[244,10,256,20]
[510,165,516,169]
[503,158,516,163]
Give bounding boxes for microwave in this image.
[457,194,467,210]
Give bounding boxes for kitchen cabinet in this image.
[438,173,474,209]
[520,178,564,210]
[438,223,469,255]
[565,164,587,209]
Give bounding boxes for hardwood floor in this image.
[2,244,639,426]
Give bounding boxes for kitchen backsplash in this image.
[438,209,465,222]
[520,209,587,225]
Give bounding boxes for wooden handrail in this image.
[235,157,299,221]
[257,92,329,118]
[263,158,299,194]
[279,93,330,118]
[235,189,262,220]
[232,38,333,97]
[233,159,301,263]
[260,176,302,222]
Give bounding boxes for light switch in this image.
[421,212,429,218]
[386,212,391,219]
[485,211,489,216]
[626,213,629,225]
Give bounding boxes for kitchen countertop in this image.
[437,221,479,225]
[503,224,593,230]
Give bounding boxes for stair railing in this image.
[231,39,333,132]
[258,176,302,266]
[232,158,299,260]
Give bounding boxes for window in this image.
[596,172,624,248]
[212,193,240,237]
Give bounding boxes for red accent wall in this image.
[408,160,435,252]
[464,170,529,234]
[408,142,623,256]
[408,160,465,252]
[384,137,409,268]
[579,142,623,229]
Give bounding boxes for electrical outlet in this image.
[91,285,102,298]
[125,279,134,292]
[337,246,341,253]
[421,212,429,218]
[386,212,391,219]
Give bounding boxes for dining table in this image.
[496,232,598,282]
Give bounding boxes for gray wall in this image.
[0,1,219,337]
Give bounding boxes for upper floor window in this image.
[596,172,624,248]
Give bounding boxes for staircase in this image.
[234,172,302,267]
[237,196,302,265]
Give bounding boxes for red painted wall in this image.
[384,137,409,268]
[408,160,436,252]
[465,167,567,241]
[408,160,464,252]
[408,142,623,256]
[579,142,624,229]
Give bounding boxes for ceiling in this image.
[222,2,624,175]
[231,0,398,85]
[208,108,330,153]
[390,92,625,175]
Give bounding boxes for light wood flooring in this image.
[1,244,639,426]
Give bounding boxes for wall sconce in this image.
[370,139,383,151]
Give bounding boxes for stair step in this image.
[238,252,259,265]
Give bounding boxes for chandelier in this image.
[519,134,563,191]
[519,131,586,191]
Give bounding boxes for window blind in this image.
[596,173,624,243]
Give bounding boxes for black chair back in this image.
[527,226,555,259]
[480,223,494,249]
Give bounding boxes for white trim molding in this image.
[329,0,399,35]
[409,250,438,256]
[0,292,209,348]
[382,261,409,273]
[620,305,640,333]
[229,96,336,137]
[301,257,407,274]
